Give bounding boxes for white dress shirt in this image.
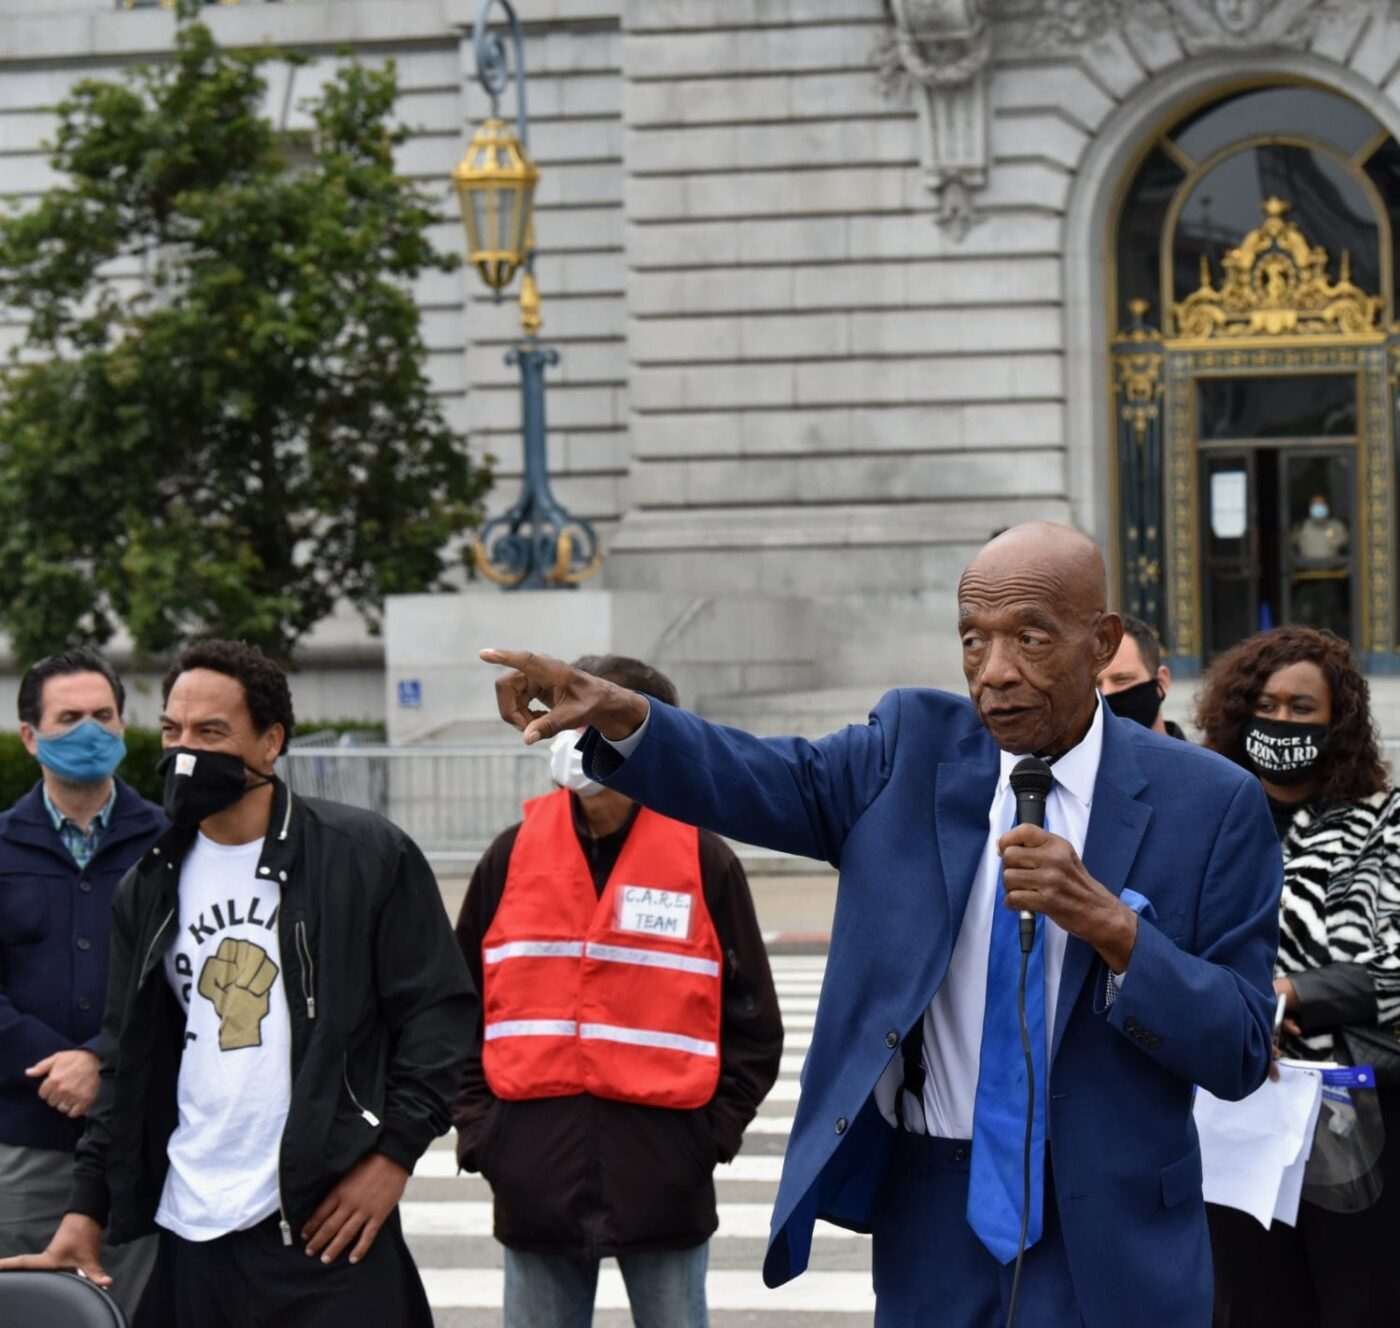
[603,697,1109,1140]
[909,700,1104,1138]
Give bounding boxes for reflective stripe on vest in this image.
[579,1022,718,1058]
[481,788,722,1109]
[484,940,584,964]
[484,1019,578,1040]
[486,938,720,979]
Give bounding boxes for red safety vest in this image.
[481,788,723,1110]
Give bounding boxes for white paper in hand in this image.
[1271,1076,1324,1226]
[1193,1064,1323,1229]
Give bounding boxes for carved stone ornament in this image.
[876,2,1347,235]
[987,0,1130,46]
[874,1,992,240]
[1171,197,1383,340]
[1156,0,1330,52]
[986,0,1335,53]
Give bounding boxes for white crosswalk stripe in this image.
[403,955,876,1325]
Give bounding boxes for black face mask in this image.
[1242,718,1328,787]
[1104,678,1163,730]
[158,747,272,829]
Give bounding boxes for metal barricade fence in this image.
[283,735,1400,866]
[277,744,554,863]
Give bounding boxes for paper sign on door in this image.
[616,886,693,940]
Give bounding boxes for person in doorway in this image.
[454,654,782,1328]
[1096,615,1186,739]
[0,639,471,1327]
[1292,494,1349,567]
[1196,625,1400,1327]
[0,650,164,1319]
[1291,495,1351,635]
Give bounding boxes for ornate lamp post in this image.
[454,0,601,588]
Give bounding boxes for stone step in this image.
[700,685,909,738]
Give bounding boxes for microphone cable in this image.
[1006,938,1034,1328]
[1004,754,1052,1328]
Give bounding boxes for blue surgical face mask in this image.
[1310,502,1330,521]
[36,718,126,784]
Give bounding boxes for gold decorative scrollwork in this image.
[548,530,603,587]
[1111,299,1163,444]
[1134,556,1160,586]
[471,537,527,588]
[1164,355,1197,658]
[1172,198,1383,341]
[471,527,602,589]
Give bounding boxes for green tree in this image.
[0,18,489,662]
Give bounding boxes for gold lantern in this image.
[451,117,539,296]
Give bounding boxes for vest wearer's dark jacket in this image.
[67,779,472,1244]
[453,797,784,1257]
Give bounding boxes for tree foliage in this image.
[0,19,488,662]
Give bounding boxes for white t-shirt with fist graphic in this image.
[156,833,292,1241]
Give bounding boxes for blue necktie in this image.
[966,795,1048,1264]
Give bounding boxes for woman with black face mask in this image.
[1196,625,1400,1328]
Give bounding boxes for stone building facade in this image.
[2,0,1399,726]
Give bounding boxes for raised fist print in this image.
[197,937,279,1051]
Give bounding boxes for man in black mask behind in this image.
[1097,615,1187,740]
[0,639,471,1327]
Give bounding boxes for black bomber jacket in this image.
[68,779,472,1245]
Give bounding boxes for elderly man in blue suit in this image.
[481,523,1281,1327]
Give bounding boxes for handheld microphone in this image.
[1009,756,1054,954]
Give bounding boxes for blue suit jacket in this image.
[584,689,1281,1327]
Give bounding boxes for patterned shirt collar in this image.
[43,783,118,835]
[43,783,118,869]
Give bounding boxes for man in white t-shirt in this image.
[1,640,473,1326]
[157,830,293,1245]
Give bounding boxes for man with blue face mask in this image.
[0,648,165,1318]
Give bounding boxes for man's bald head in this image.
[957,522,1122,756]
[963,523,1107,623]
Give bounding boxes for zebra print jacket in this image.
[1278,788,1400,1060]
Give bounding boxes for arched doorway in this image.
[1109,82,1400,670]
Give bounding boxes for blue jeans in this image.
[502,1242,709,1328]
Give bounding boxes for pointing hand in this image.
[480,649,650,746]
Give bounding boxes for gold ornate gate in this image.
[1112,196,1396,666]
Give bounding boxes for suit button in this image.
[835,1117,848,1135]
[78,998,92,1012]
[76,936,92,952]
[885,1030,899,1049]
[953,1145,968,1163]
[78,880,93,894]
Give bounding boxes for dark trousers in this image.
[870,1133,1083,1327]
[132,1210,433,1328]
[1209,1095,1400,1328]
